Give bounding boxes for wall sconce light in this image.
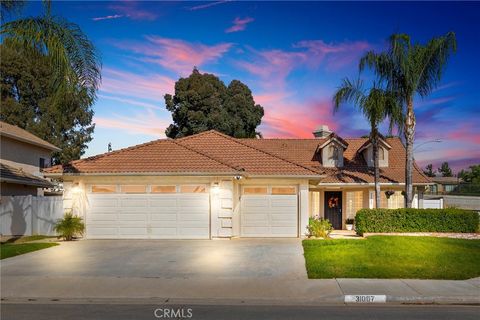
[71,183,82,194]
[212,182,220,194]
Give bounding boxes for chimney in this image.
[313,125,332,138]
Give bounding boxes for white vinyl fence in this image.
[0,196,64,236]
[422,198,444,209]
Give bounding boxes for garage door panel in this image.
[149,220,178,228]
[118,227,147,235]
[149,198,177,207]
[88,227,118,236]
[270,226,297,235]
[149,227,177,236]
[120,198,149,208]
[270,197,297,207]
[241,226,270,236]
[179,227,209,236]
[89,198,118,207]
[150,213,177,221]
[243,198,269,207]
[88,214,117,222]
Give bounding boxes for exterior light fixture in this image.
[71,183,82,194]
[212,182,220,194]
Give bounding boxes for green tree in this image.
[359,32,456,207]
[438,162,453,177]
[165,68,264,138]
[1,41,94,164]
[423,164,436,177]
[458,165,480,184]
[1,0,101,105]
[333,78,402,208]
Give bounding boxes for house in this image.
[0,121,60,196]
[427,176,463,195]
[43,126,430,239]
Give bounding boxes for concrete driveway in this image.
[1,239,306,280]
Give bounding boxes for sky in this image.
[22,1,480,173]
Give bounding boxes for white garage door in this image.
[86,192,210,239]
[241,186,298,237]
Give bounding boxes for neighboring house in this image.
[427,176,463,194]
[43,126,430,239]
[0,121,60,196]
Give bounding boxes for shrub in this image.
[306,217,333,239]
[355,208,479,236]
[54,212,85,241]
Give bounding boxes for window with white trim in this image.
[243,186,268,195]
[151,185,176,193]
[346,191,363,219]
[91,185,116,193]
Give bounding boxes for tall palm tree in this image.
[359,33,456,207]
[333,78,402,208]
[1,0,101,104]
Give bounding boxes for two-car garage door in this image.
[86,186,210,239]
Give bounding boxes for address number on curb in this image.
[344,295,387,303]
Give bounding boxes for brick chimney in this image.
[313,125,332,138]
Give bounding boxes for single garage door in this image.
[241,186,298,237]
[86,184,210,239]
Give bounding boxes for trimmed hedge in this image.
[355,208,479,236]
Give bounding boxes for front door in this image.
[324,191,342,229]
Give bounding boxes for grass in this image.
[302,236,480,280]
[1,235,56,244]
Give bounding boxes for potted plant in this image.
[345,218,354,231]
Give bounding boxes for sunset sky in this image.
[23,1,479,172]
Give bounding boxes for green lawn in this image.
[1,235,56,244]
[302,236,480,280]
[1,243,59,259]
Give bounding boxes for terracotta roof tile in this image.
[44,130,431,183]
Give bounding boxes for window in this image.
[243,186,268,195]
[180,185,207,193]
[91,185,116,193]
[39,158,46,169]
[121,185,146,193]
[346,191,363,219]
[271,186,296,195]
[151,185,176,193]
[329,145,339,161]
[379,147,385,160]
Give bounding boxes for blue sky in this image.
[22,1,480,172]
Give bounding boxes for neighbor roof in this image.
[0,121,60,151]
[44,130,430,183]
[0,163,53,188]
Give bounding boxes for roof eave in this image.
[0,132,61,152]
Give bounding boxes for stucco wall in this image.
[1,136,52,176]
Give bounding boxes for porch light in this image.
[71,183,82,194]
[212,182,220,194]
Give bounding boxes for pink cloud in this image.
[100,67,175,102]
[188,1,231,11]
[92,14,124,21]
[108,2,158,21]
[225,17,254,33]
[446,122,480,145]
[94,109,169,137]
[114,36,233,76]
[237,40,371,89]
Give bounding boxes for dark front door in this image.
[324,191,342,229]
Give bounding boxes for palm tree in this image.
[1,0,101,104]
[359,33,456,207]
[333,78,402,208]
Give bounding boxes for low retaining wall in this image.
[0,195,64,236]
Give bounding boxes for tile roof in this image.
[0,121,60,151]
[1,163,53,188]
[44,130,431,183]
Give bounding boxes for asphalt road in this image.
[1,303,479,320]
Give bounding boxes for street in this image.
[1,303,479,320]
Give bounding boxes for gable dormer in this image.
[358,137,392,168]
[317,132,348,168]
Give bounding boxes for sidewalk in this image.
[2,275,479,305]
